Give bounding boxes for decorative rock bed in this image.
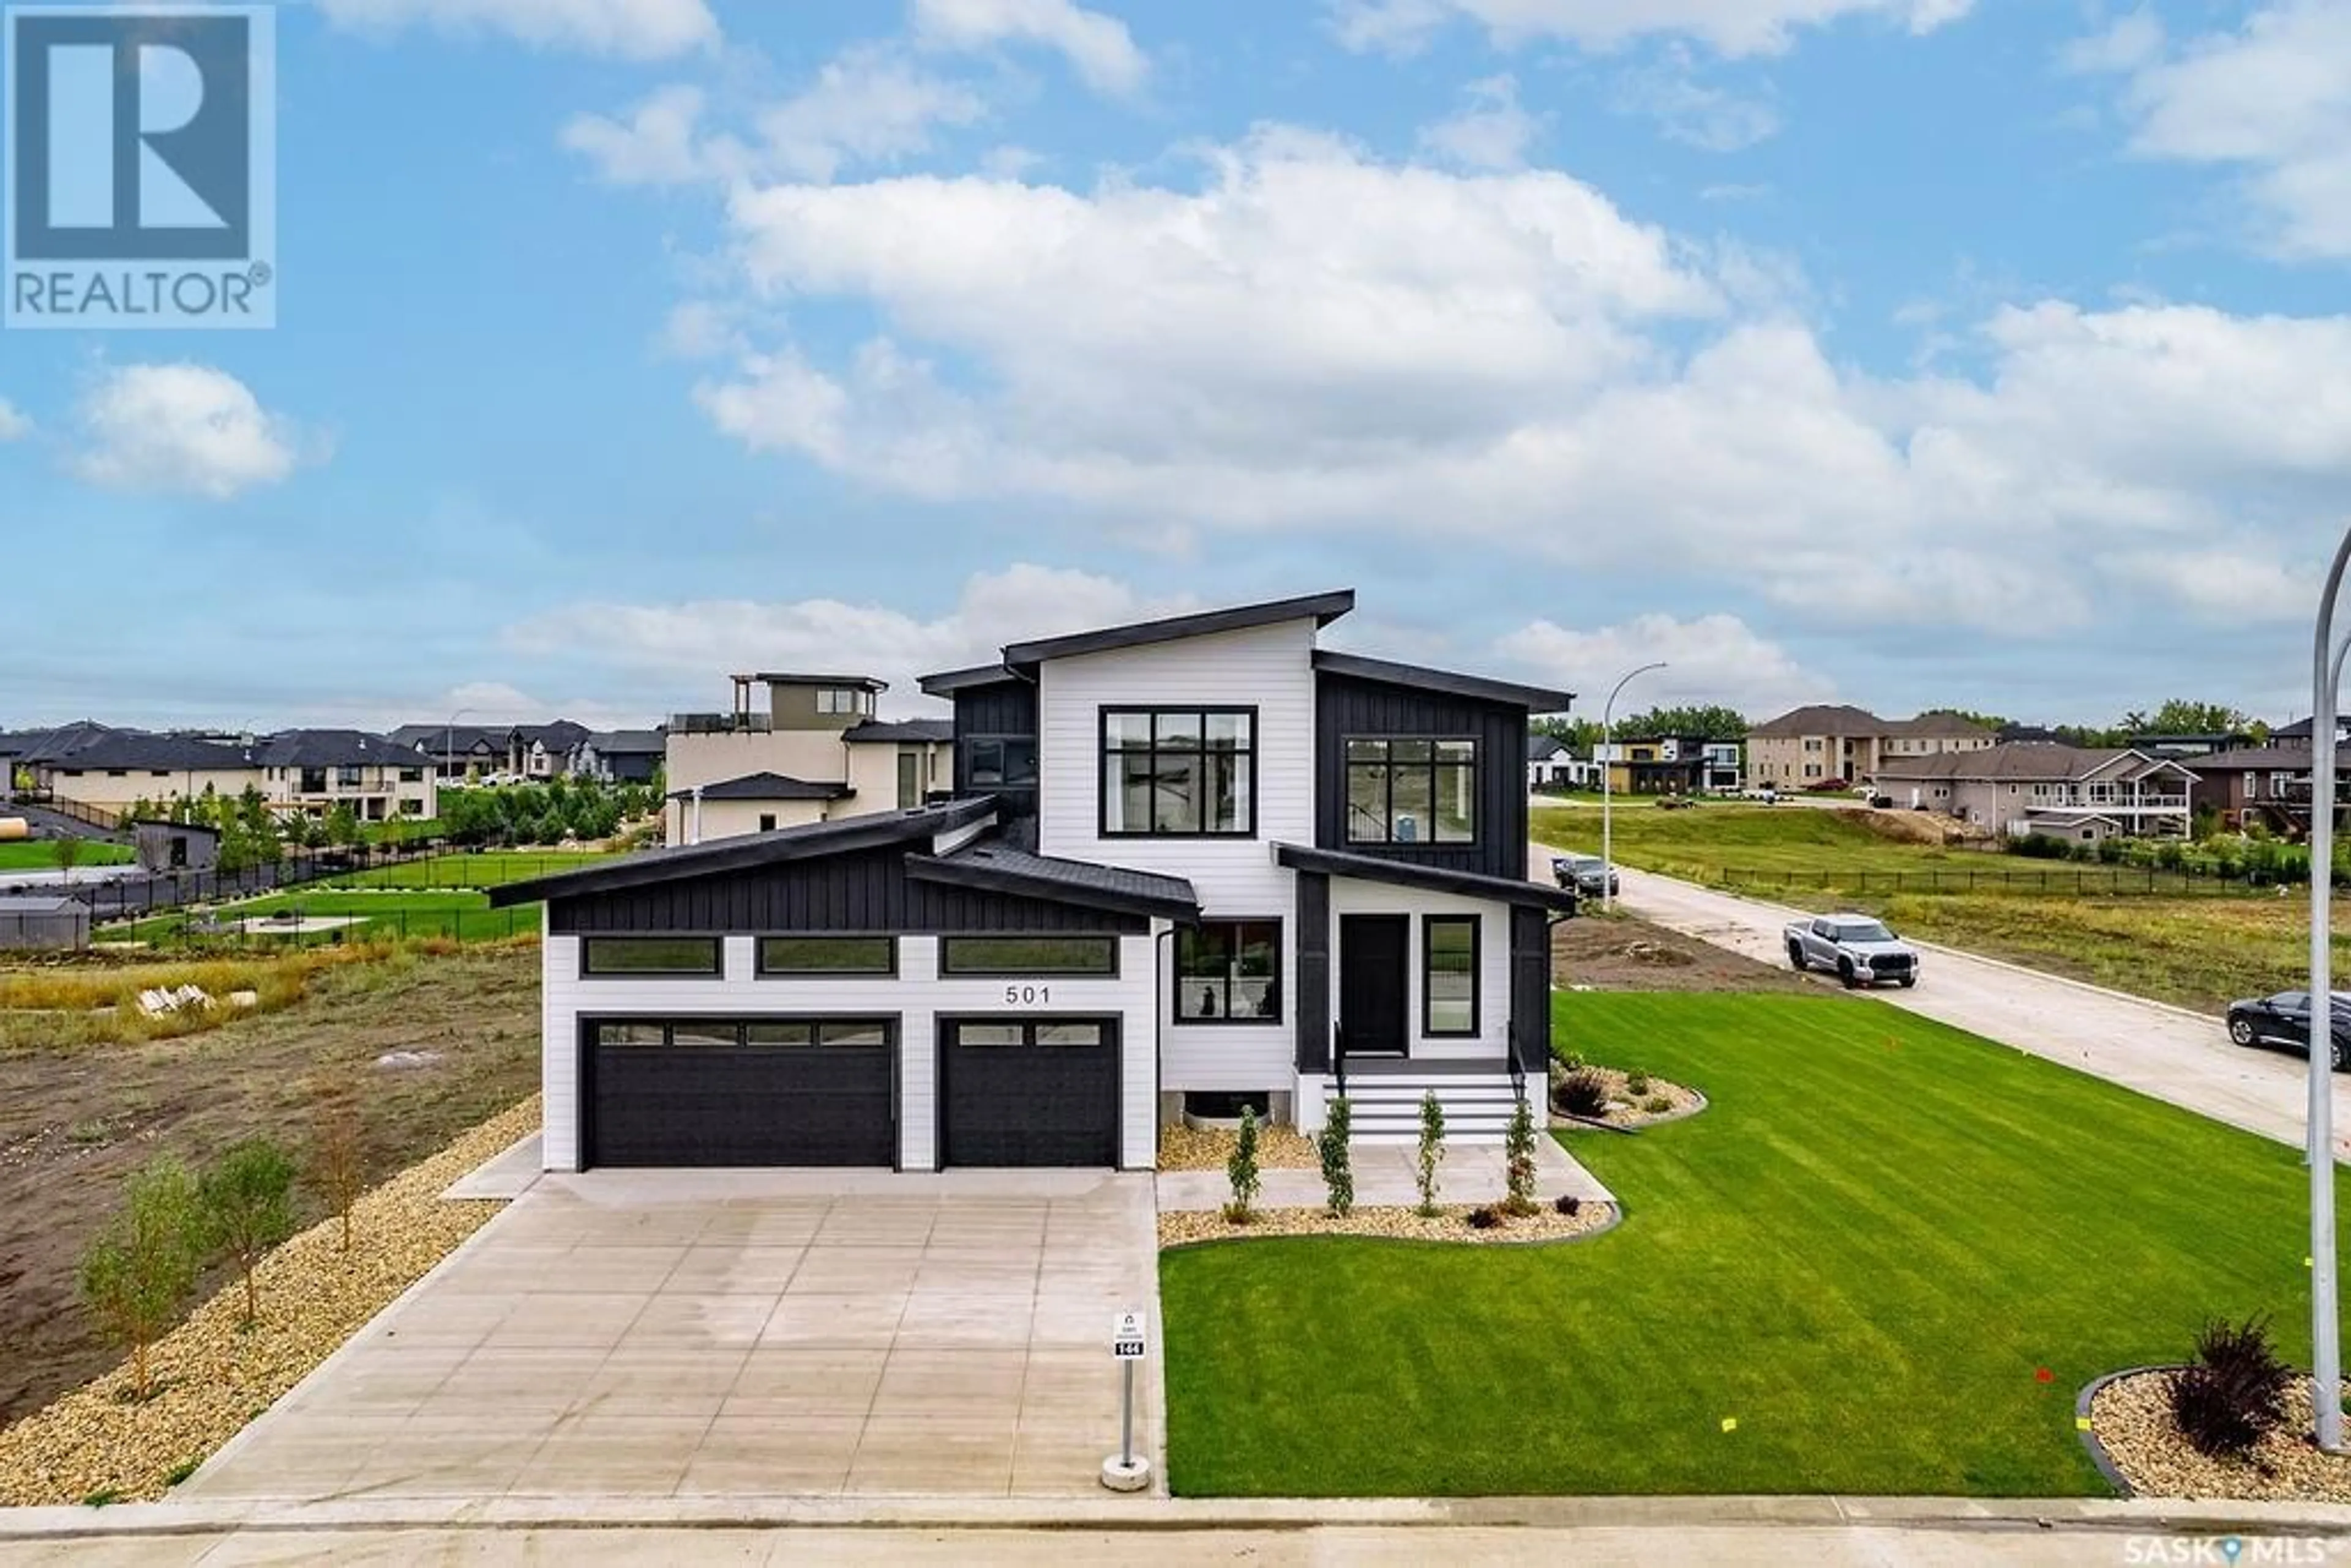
[1156,1121,1319,1172]
[2086,1367,2351,1502]
[1553,1065,1706,1130]
[1159,1199,1617,1249]
[0,1095,541,1507]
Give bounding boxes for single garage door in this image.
[940,1018,1119,1167]
[586,1018,894,1168]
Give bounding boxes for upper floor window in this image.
[816,688,874,716]
[1346,738,1475,844]
[966,736,1038,789]
[1101,708,1254,837]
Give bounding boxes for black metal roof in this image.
[1314,650,1574,713]
[906,835,1200,921]
[1001,590,1355,674]
[667,772,854,802]
[48,731,253,771]
[584,729,668,755]
[1274,842,1581,912]
[842,719,954,745]
[486,797,998,907]
[253,730,413,768]
[917,663,1021,697]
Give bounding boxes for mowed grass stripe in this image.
[1160,992,2340,1496]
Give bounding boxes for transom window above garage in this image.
[591,1019,891,1047]
[948,1021,1108,1047]
[757,935,897,976]
[939,936,1120,976]
[581,936,723,976]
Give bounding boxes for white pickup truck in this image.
[1785,913,1920,989]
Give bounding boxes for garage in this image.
[939,1018,1119,1167]
[585,1018,896,1168]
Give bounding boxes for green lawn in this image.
[1161,991,2343,1496]
[329,849,612,890]
[119,888,541,945]
[0,840,134,871]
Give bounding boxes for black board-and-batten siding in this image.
[1313,671,1532,882]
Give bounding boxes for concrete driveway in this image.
[184,1169,1159,1502]
[1553,849,2351,1157]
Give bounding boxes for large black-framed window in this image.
[964,735,1038,789]
[757,935,898,977]
[1174,920,1281,1025]
[581,936,724,977]
[1346,737,1477,845]
[1422,915,1479,1037]
[939,935,1120,977]
[1101,707,1256,837]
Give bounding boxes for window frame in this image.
[938,934,1122,978]
[1344,735,1481,847]
[755,934,899,978]
[589,1016,896,1049]
[1172,918,1283,1027]
[1097,705,1259,839]
[1421,914,1480,1038]
[579,935,725,979]
[963,733,1040,790]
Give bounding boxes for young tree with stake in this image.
[203,1138,298,1326]
[80,1158,208,1401]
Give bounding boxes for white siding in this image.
[1035,619,1316,1103]
[538,930,1159,1172]
[1327,880,1515,1063]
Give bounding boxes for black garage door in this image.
[586,1018,894,1168]
[940,1018,1119,1167]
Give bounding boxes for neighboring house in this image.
[1749,706,1995,787]
[1593,736,1718,795]
[510,722,592,780]
[253,730,438,822]
[26,726,435,824]
[2275,717,2351,745]
[664,675,953,845]
[487,588,1580,1175]
[389,723,507,782]
[2185,743,2351,835]
[133,819,222,873]
[572,730,667,786]
[1526,735,1595,790]
[1876,743,2197,841]
[2128,732,2254,760]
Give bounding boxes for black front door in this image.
[1339,914,1410,1057]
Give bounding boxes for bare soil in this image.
[0,945,539,1422]
[1551,910,1812,995]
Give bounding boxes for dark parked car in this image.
[1551,853,1619,898]
[2227,991,2351,1071]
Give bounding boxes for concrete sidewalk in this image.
[1155,1136,1614,1212]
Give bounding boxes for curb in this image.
[1550,1086,1711,1136]
[2075,1366,2175,1499]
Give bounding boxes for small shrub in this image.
[1466,1205,1503,1230]
[1642,1094,1673,1114]
[1318,1096,1355,1217]
[1551,1045,1584,1073]
[1225,1104,1262,1224]
[1503,1096,1539,1216]
[1625,1069,1651,1097]
[2171,1315,2292,1459]
[81,1488,121,1509]
[163,1458,200,1487]
[1554,1194,1582,1217]
[1555,1068,1611,1119]
[1414,1090,1446,1218]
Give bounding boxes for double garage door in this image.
[584,1016,1118,1169]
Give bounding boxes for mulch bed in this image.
[1159,1200,1616,1248]
[1553,1066,1705,1129]
[0,1095,540,1507]
[2090,1367,2351,1502]
[1156,1121,1320,1171]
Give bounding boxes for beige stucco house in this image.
[1875,743,2197,841]
[664,674,951,845]
[1747,705,1995,788]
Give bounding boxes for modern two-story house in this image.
[489,590,1578,1172]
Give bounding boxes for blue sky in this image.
[3,0,2348,732]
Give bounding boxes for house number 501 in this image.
[1004,985,1051,1005]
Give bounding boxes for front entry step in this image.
[1327,1071,1528,1146]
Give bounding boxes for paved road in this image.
[1539,847,2351,1157]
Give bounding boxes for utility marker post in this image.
[1101,1307,1150,1492]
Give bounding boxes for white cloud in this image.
[70,364,308,500]
[912,0,1149,96]
[317,0,717,59]
[561,84,728,186]
[426,681,654,733]
[1327,0,1972,58]
[0,399,28,441]
[1419,75,1543,170]
[1611,48,1782,150]
[2083,1,2351,260]
[2105,547,2313,625]
[502,565,1189,701]
[2060,10,2164,77]
[1497,613,1837,718]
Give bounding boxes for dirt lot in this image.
[1552,908,1813,995]
[0,945,539,1423]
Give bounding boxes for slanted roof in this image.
[842,719,955,745]
[1528,735,1572,762]
[916,663,1018,697]
[906,835,1199,921]
[1313,650,1572,713]
[1886,712,1995,739]
[1273,842,1581,913]
[1002,590,1355,674]
[388,723,504,754]
[50,731,252,771]
[0,896,81,915]
[511,721,592,748]
[667,772,853,802]
[1749,704,1886,739]
[486,798,997,907]
[584,729,667,756]
[1877,742,2198,785]
[2191,743,2351,773]
[130,819,222,839]
[255,730,409,768]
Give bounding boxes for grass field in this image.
[119,889,542,946]
[328,849,611,890]
[1161,991,2343,1498]
[0,841,133,872]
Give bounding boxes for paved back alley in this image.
[184,1169,1160,1503]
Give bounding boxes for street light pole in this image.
[1600,662,1667,915]
[2310,523,2351,1454]
[444,708,477,786]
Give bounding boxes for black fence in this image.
[140,903,539,950]
[70,841,448,926]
